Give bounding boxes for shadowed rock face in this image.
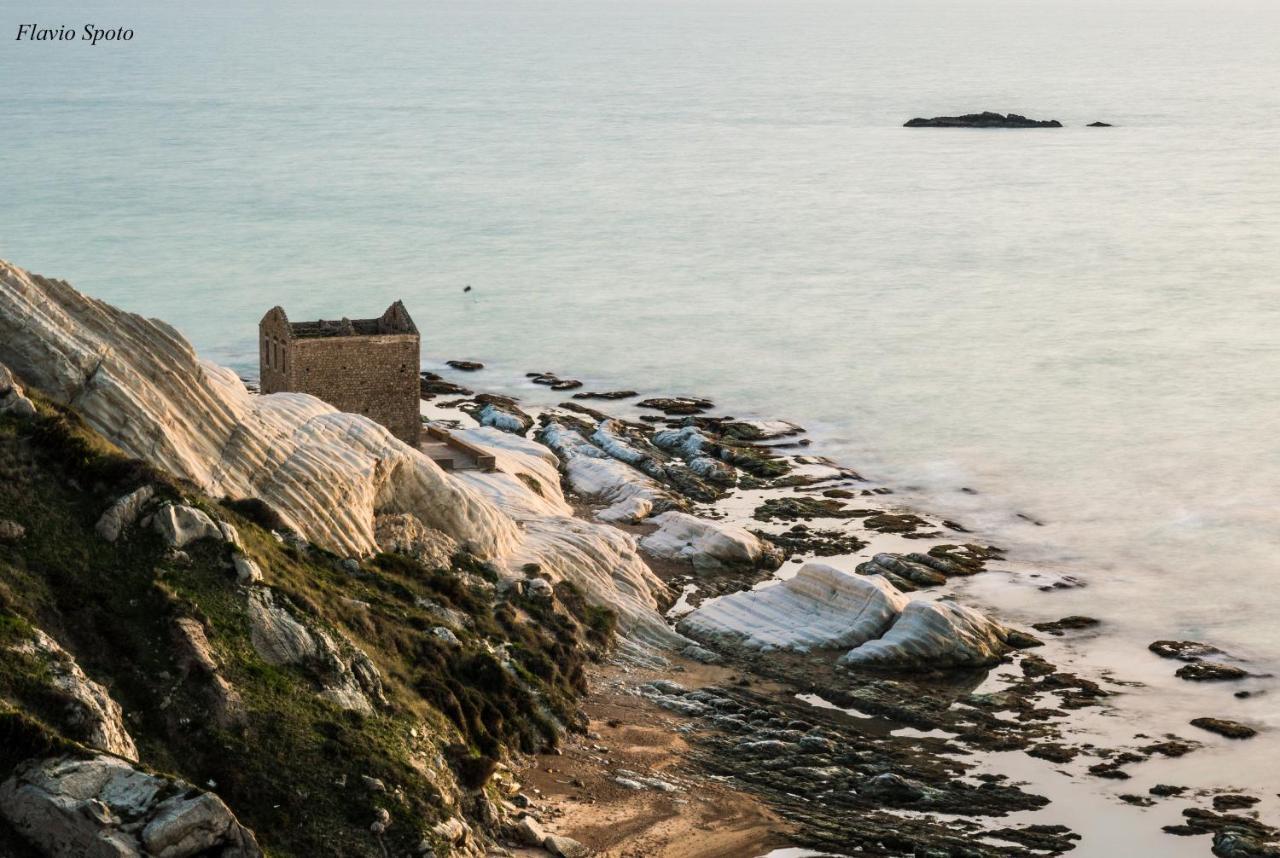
[904,112,1062,128]
[0,755,261,858]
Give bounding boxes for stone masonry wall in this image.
[286,334,422,444]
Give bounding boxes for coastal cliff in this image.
[1,260,1276,858]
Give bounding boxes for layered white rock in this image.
[0,755,260,858]
[640,511,778,572]
[839,599,1016,670]
[153,504,223,549]
[677,564,908,653]
[537,420,678,517]
[7,629,139,761]
[0,261,678,642]
[96,486,157,543]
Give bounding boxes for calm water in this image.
[4,0,1280,764]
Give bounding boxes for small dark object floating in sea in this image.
[1087,121,1113,127]
[446,360,484,372]
[904,111,1062,128]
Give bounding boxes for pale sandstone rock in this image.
[374,512,459,569]
[678,564,908,653]
[9,629,138,761]
[595,496,652,524]
[0,262,675,643]
[0,755,260,858]
[0,362,38,418]
[640,511,778,572]
[152,505,222,549]
[95,486,156,542]
[839,599,1017,670]
[538,420,678,515]
[544,833,591,857]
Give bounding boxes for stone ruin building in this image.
[259,302,422,445]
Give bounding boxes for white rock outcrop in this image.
[538,420,678,517]
[153,504,223,549]
[0,755,260,858]
[0,261,677,642]
[677,564,908,653]
[839,599,1019,670]
[0,362,38,418]
[640,511,779,572]
[8,629,138,761]
[95,486,156,543]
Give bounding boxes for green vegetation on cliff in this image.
[0,397,614,856]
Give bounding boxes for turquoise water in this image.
[4,0,1280,696]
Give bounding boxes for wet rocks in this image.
[1150,640,1226,661]
[1190,718,1257,740]
[753,497,856,522]
[759,524,867,558]
[446,360,484,371]
[1187,722,1259,742]
[677,563,908,654]
[1177,662,1249,682]
[904,112,1063,128]
[1031,616,1100,636]
[0,754,261,858]
[855,546,997,592]
[636,397,713,415]
[528,371,582,391]
[463,394,534,435]
[572,390,637,401]
[420,371,472,397]
[1087,121,1113,127]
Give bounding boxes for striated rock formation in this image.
[641,511,781,573]
[0,261,676,643]
[904,112,1062,128]
[677,563,908,652]
[680,562,1024,669]
[0,755,261,858]
[840,599,1021,670]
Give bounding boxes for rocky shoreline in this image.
[0,259,1275,858]
[420,363,1279,857]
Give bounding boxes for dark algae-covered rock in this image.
[904,111,1063,128]
[1191,718,1258,739]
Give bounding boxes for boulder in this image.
[678,564,907,653]
[152,505,223,549]
[94,486,156,542]
[640,511,780,572]
[231,553,263,585]
[374,513,459,570]
[839,599,1019,670]
[0,363,38,418]
[544,834,591,857]
[0,755,260,858]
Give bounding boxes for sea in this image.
[3,0,1279,846]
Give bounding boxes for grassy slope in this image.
[0,399,614,857]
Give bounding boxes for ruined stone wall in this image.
[258,309,292,395]
[287,334,422,444]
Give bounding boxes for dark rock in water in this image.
[1087,121,1113,127]
[1214,795,1261,812]
[1150,640,1227,662]
[420,372,472,398]
[637,396,714,415]
[445,359,484,371]
[1032,616,1100,636]
[904,111,1063,128]
[1151,784,1188,797]
[572,390,638,400]
[1190,717,1257,739]
[860,772,926,803]
[1119,793,1157,807]
[1176,661,1248,682]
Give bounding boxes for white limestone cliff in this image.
[0,261,677,644]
